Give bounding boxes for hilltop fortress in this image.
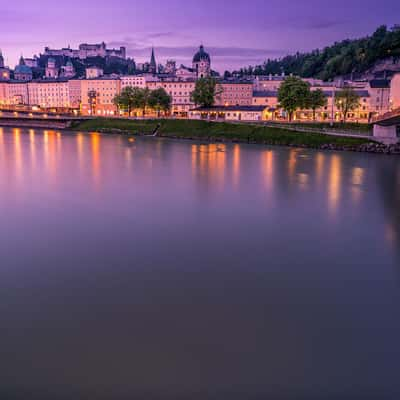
[44,42,126,60]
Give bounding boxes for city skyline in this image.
[1,0,400,71]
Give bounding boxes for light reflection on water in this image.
[0,127,399,399]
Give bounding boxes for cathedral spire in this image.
[150,47,157,73]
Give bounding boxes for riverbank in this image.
[70,118,400,155]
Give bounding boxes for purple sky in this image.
[1,0,400,72]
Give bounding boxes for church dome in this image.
[193,45,210,63]
[15,64,32,74]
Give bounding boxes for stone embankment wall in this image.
[0,118,71,129]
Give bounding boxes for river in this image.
[1,127,400,399]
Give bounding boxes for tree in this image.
[114,87,151,116]
[335,87,360,123]
[148,88,171,116]
[139,87,151,116]
[233,24,400,80]
[113,86,137,115]
[307,89,327,121]
[278,76,311,121]
[191,77,217,108]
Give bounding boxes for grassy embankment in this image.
[275,121,373,133]
[71,118,374,148]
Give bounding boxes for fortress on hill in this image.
[44,42,126,60]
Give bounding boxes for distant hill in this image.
[33,55,136,79]
[235,25,400,81]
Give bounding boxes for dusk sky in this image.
[1,0,400,72]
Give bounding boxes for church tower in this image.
[45,57,59,79]
[192,45,211,78]
[0,49,11,81]
[149,47,157,74]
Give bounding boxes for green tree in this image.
[139,87,151,116]
[335,87,360,123]
[307,89,327,121]
[190,77,217,107]
[278,76,311,121]
[235,25,400,80]
[114,87,152,116]
[148,88,172,116]
[113,86,137,115]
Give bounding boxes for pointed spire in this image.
[19,55,25,65]
[150,47,156,72]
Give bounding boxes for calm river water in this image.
[1,127,400,399]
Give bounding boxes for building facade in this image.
[80,77,121,116]
[2,81,29,105]
[215,81,253,106]
[120,75,147,89]
[390,73,400,109]
[368,79,391,115]
[146,78,196,116]
[28,80,70,108]
[86,66,104,79]
[189,105,267,121]
[68,79,82,109]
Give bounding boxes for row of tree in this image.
[112,78,220,115]
[278,77,361,122]
[113,87,172,116]
[234,25,400,81]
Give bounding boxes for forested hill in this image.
[235,25,400,81]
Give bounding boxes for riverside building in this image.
[215,80,253,106]
[80,77,121,116]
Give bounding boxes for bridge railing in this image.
[372,107,400,123]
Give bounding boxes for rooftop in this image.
[369,79,390,89]
[253,90,278,97]
[323,90,370,97]
[219,79,253,85]
[193,45,210,63]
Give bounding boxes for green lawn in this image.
[70,118,159,133]
[275,121,373,133]
[71,118,374,147]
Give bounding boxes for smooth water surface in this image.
[1,127,400,399]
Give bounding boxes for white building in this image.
[86,66,104,79]
[45,58,58,79]
[120,75,147,89]
[28,80,70,108]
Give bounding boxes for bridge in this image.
[372,107,400,144]
[0,110,89,129]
